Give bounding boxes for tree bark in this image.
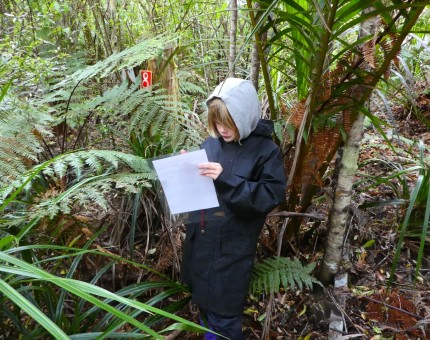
[319,113,366,285]
[228,0,237,78]
[147,44,179,102]
[319,8,378,285]
[250,42,260,90]
[246,0,276,119]
[249,2,260,90]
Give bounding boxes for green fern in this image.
[45,77,205,154]
[250,256,322,295]
[95,83,205,152]
[0,150,155,221]
[54,34,179,89]
[30,172,154,220]
[1,35,208,238]
[0,89,53,186]
[36,150,151,179]
[177,70,206,96]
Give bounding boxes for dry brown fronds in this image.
[342,108,353,134]
[362,40,376,69]
[379,32,400,70]
[300,127,341,187]
[153,227,182,273]
[287,99,306,129]
[279,97,288,117]
[331,50,355,84]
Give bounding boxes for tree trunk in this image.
[228,0,237,78]
[147,44,179,102]
[319,112,366,285]
[249,2,261,90]
[319,8,378,285]
[250,42,260,90]
[246,0,276,118]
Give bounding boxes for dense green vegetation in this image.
[1,0,429,338]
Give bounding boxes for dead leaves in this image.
[364,290,429,340]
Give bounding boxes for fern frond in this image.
[38,172,153,219]
[250,256,321,295]
[0,93,53,185]
[47,150,153,178]
[362,40,376,69]
[287,99,306,129]
[54,34,179,89]
[177,71,206,96]
[0,150,154,205]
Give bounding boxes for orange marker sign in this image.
[140,70,152,88]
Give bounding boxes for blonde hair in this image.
[207,98,239,141]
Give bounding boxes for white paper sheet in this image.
[152,149,220,214]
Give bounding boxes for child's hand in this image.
[198,162,223,180]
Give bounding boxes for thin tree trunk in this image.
[91,2,112,57]
[250,42,260,90]
[246,0,276,119]
[228,0,237,78]
[319,8,378,285]
[319,112,366,285]
[248,1,260,89]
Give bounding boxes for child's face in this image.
[215,122,237,142]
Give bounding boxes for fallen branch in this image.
[269,211,324,220]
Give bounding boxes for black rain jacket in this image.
[181,119,286,316]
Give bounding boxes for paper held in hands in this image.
[152,149,220,215]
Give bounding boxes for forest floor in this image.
[173,92,430,339]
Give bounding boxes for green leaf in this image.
[389,174,424,288]
[0,279,69,340]
[362,240,375,249]
[0,235,15,250]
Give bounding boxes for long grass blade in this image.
[0,251,210,336]
[388,174,424,289]
[0,279,69,339]
[415,141,430,282]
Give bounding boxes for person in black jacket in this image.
[181,78,287,339]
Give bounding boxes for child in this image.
[181,78,287,339]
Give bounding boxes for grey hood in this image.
[206,78,260,140]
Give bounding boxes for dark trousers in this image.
[200,309,245,340]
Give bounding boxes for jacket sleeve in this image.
[214,147,286,216]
